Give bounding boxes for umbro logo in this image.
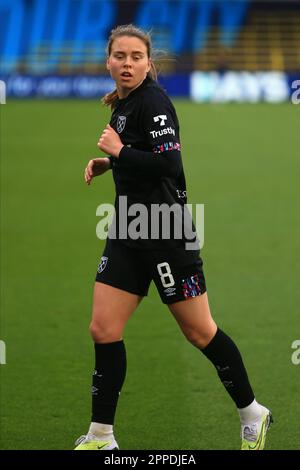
[153,115,167,126]
[164,287,176,296]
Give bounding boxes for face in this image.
[107,35,151,98]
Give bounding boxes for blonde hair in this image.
[102,24,157,109]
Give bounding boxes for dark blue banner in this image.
[1,72,298,101]
[0,74,190,98]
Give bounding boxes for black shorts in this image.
[95,238,206,304]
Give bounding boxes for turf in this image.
[0,100,299,450]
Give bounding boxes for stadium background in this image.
[1,0,299,450]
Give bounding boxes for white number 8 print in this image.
[157,262,175,288]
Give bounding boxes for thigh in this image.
[150,247,206,304]
[91,239,151,342]
[95,238,151,297]
[91,281,142,333]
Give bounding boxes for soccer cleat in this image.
[241,408,273,450]
[74,433,119,450]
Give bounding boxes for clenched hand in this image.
[97,124,124,157]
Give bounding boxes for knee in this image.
[184,326,217,350]
[89,320,121,343]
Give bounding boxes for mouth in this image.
[121,71,133,78]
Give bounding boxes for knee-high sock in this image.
[92,340,127,425]
[200,329,255,408]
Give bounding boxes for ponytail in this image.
[102,89,119,109]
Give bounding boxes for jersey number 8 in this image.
[157,262,175,288]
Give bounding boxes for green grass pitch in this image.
[1,100,299,450]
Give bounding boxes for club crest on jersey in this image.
[117,115,126,133]
[97,256,108,274]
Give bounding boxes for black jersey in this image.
[108,76,196,251]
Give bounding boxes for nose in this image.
[124,55,133,67]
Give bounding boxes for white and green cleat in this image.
[241,408,273,450]
[74,433,119,450]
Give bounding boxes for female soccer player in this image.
[75,24,272,451]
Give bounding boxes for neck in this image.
[117,77,146,99]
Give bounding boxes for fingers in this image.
[84,124,114,184]
[98,137,104,149]
[84,159,94,185]
[98,133,109,152]
[87,159,94,175]
[84,167,92,185]
[98,124,114,143]
[102,126,110,135]
[100,125,113,138]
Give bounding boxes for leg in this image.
[168,292,254,407]
[168,293,272,449]
[90,282,142,425]
[168,292,217,349]
[90,281,143,343]
[75,283,142,450]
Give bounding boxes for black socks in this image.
[201,328,255,408]
[91,330,254,425]
[92,340,127,425]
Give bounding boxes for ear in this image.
[106,57,110,71]
[147,58,151,73]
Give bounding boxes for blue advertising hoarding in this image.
[0,72,299,102]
